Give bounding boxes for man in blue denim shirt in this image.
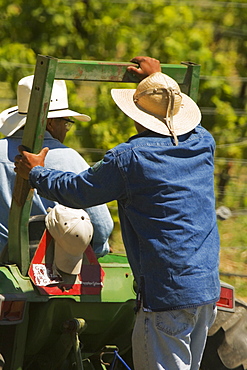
[15,57,220,370]
[0,75,113,258]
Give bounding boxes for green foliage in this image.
[0,0,246,168]
[218,215,247,300]
[1,0,246,159]
[0,44,35,91]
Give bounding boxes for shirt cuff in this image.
[29,165,45,188]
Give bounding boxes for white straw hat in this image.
[0,75,91,137]
[45,205,93,275]
[111,72,201,144]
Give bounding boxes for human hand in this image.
[14,145,49,180]
[127,56,161,80]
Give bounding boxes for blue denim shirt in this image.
[30,125,220,311]
[0,130,113,257]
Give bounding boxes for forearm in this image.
[30,164,114,208]
[29,162,123,209]
[30,166,95,209]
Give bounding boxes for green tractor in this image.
[0,55,244,370]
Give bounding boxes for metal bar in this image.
[55,58,200,100]
[181,62,201,101]
[73,333,84,370]
[55,58,188,83]
[8,55,58,275]
[9,304,29,370]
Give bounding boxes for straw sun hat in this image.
[111,72,201,145]
[0,75,91,137]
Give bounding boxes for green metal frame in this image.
[7,55,200,276]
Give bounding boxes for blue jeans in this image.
[132,303,217,370]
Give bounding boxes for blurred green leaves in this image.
[0,0,246,162]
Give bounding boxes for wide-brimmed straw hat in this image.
[111,72,201,145]
[0,75,91,137]
[45,205,93,275]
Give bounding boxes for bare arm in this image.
[127,56,161,80]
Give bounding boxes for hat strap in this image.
[12,107,70,116]
[8,108,18,115]
[134,87,179,145]
[166,88,178,146]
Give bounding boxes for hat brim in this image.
[54,241,84,275]
[0,107,26,137]
[47,109,91,122]
[0,106,91,137]
[111,89,201,136]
